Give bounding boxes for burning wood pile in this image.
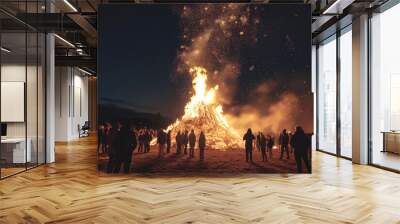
[166,66,242,150]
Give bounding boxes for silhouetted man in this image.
[290,126,311,173]
[199,131,206,161]
[120,124,137,173]
[109,122,126,173]
[189,129,196,158]
[157,129,167,157]
[107,122,121,173]
[243,128,255,162]
[176,131,182,154]
[138,131,144,153]
[183,130,189,155]
[279,129,290,160]
[144,129,151,153]
[166,130,171,154]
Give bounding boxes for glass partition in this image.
[37,32,46,165]
[370,3,400,171]
[27,30,38,169]
[0,1,46,179]
[317,35,337,154]
[1,31,28,177]
[339,27,352,158]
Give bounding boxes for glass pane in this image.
[1,31,28,177]
[27,31,38,169]
[339,29,352,158]
[38,33,45,165]
[371,4,400,171]
[317,36,337,154]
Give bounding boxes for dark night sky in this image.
[98,4,311,121]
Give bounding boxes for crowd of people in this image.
[98,122,311,174]
[97,122,207,174]
[243,126,311,173]
[157,129,207,160]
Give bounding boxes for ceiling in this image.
[0,0,391,74]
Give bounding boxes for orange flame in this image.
[163,66,241,150]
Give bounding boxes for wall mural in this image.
[98,4,313,174]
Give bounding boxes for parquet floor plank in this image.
[0,135,399,223]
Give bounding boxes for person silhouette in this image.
[188,129,196,158]
[138,130,144,153]
[199,131,206,161]
[243,128,255,162]
[107,121,121,173]
[290,126,311,173]
[279,129,290,160]
[120,124,136,173]
[157,129,167,157]
[260,132,267,162]
[183,130,189,155]
[111,122,132,173]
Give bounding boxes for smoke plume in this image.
[174,4,311,136]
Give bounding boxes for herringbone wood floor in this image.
[1,135,400,224]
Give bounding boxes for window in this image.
[370,3,400,171]
[0,2,47,179]
[317,35,337,154]
[339,27,352,158]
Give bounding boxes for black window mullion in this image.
[336,30,341,157]
[36,0,39,167]
[316,44,320,151]
[367,11,373,165]
[24,0,28,171]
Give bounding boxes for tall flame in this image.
[182,67,218,119]
[165,66,242,150]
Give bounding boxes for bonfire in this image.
[166,66,242,150]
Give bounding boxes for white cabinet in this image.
[1,138,32,163]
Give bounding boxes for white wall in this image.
[1,65,27,139]
[55,67,89,141]
[1,65,42,137]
